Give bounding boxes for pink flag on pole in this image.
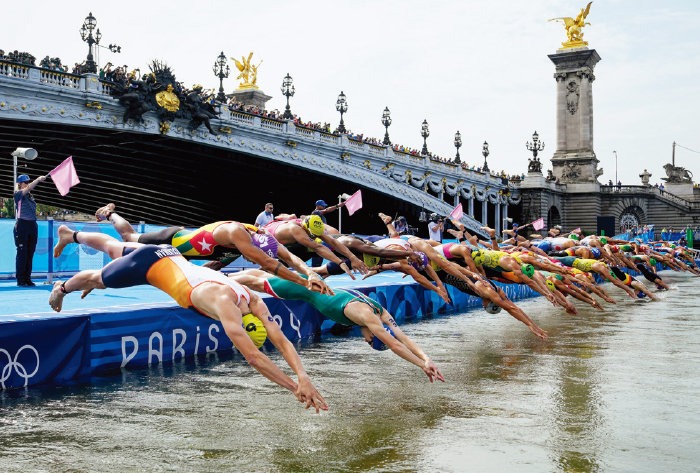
[450,203,463,220]
[572,227,581,233]
[345,190,363,216]
[49,156,80,196]
[532,218,545,231]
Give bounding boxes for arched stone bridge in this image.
[0,61,519,234]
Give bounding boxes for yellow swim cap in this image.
[546,279,556,291]
[471,250,484,266]
[303,215,325,236]
[363,253,380,267]
[242,314,267,349]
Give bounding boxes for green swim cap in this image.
[599,237,608,244]
[649,257,657,266]
[620,244,632,252]
[569,234,580,241]
[521,263,535,278]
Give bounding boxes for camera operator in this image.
[427,213,444,242]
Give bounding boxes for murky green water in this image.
[1,273,699,472]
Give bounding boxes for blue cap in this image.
[17,174,30,183]
[315,200,328,207]
[371,326,396,351]
[512,222,519,227]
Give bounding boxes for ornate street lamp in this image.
[482,141,490,172]
[281,73,295,119]
[212,51,230,102]
[381,107,392,145]
[421,119,430,155]
[79,12,102,73]
[336,91,348,133]
[454,131,462,164]
[525,130,545,173]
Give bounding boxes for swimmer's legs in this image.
[96,204,140,242]
[54,225,138,260]
[49,270,105,312]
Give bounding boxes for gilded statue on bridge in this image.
[549,1,593,49]
[232,52,263,90]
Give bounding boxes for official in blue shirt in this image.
[14,173,46,286]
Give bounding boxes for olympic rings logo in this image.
[0,345,40,389]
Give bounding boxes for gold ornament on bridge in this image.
[232,52,262,90]
[549,2,593,49]
[155,84,180,112]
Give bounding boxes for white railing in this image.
[349,139,366,150]
[229,111,255,125]
[0,61,30,79]
[39,69,80,88]
[319,133,340,145]
[295,126,315,137]
[260,118,284,131]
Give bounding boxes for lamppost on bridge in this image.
[482,141,490,172]
[79,12,102,74]
[381,107,392,145]
[212,51,230,103]
[421,119,430,155]
[336,91,348,133]
[454,131,462,164]
[281,73,295,119]
[613,150,618,184]
[525,130,544,173]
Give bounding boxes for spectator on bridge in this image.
[14,173,47,287]
[311,199,345,224]
[255,203,275,227]
[608,179,613,186]
[617,180,622,192]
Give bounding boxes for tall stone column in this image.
[481,200,488,226]
[549,48,602,183]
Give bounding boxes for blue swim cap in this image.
[636,290,646,299]
[590,247,602,258]
[371,326,396,351]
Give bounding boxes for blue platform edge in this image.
[0,273,538,390]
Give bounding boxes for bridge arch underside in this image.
[0,118,443,235]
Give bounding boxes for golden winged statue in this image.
[231,52,263,90]
[549,1,593,49]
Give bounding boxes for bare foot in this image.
[53,225,76,258]
[49,282,65,312]
[480,226,496,239]
[378,212,392,224]
[95,203,115,222]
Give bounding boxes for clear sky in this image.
[3,0,699,185]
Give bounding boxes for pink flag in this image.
[450,203,463,220]
[532,218,545,231]
[572,227,581,233]
[344,190,363,216]
[49,156,80,196]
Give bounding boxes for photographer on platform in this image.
[427,213,444,242]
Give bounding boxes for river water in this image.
[1,272,699,473]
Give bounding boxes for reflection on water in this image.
[1,273,700,472]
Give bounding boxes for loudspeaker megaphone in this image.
[339,193,352,201]
[504,217,513,223]
[11,148,38,160]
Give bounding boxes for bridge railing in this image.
[600,185,700,209]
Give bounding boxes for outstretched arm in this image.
[249,296,328,412]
